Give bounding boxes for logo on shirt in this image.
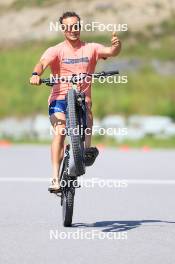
[62,57,89,64]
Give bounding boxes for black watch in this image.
[32,72,39,76]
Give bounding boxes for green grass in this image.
[120,29,175,60]
[92,71,175,119]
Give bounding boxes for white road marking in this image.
[0,177,175,185]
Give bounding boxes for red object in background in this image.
[0,140,12,147]
[119,145,130,151]
[142,145,151,152]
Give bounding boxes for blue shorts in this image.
[48,100,67,116]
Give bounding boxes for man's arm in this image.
[29,58,51,85]
[98,32,121,58]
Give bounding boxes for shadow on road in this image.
[72,220,175,232]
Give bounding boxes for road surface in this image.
[0,145,175,264]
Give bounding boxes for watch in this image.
[32,72,39,76]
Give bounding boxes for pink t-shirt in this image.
[40,40,105,107]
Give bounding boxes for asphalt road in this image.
[0,145,175,264]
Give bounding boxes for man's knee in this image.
[50,113,66,127]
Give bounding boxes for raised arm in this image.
[98,32,121,58]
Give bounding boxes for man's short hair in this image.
[59,11,81,24]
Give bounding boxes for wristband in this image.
[32,72,39,76]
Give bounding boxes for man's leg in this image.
[49,112,66,188]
